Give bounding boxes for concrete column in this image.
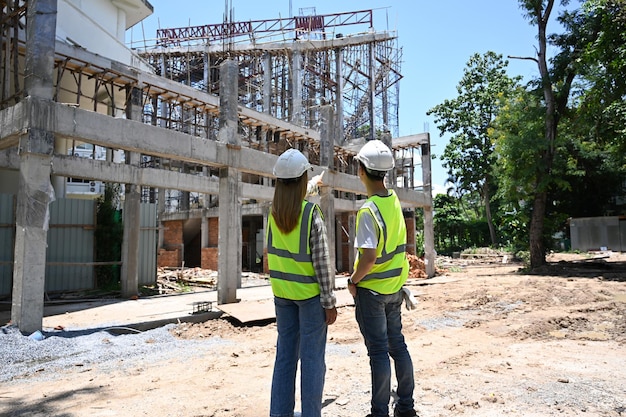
[335,219,343,271]
[348,214,356,273]
[24,1,56,100]
[201,215,208,248]
[318,105,335,278]
[52,138,67,198]
[368,42,376,140]
[157,54,169,222]
[263,52,272,114]
[334,48,344,144]
[201,166,209,208]
[319,106,334,167]
[120,86,142,297]
[11,153,55,334]
[320,187,336,277]
[180,171,190,210]
[262,204,269,274]
[218,166,241,303]
[381,131,394,186]
[217,59,241,304]
[291,51,302,125]
[11,0,58,334]
[121,165,141,298]
[157,189,165,249]
[421,134,435,277]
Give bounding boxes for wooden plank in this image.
[216,299,275,323]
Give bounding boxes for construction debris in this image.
[407,254,434,279]
[156,251,445,295]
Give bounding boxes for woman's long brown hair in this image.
[271,173,308,234]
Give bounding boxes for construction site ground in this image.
[2,251,626,417]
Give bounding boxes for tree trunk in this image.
[528,0,555,269]
[483,179,497,245]
[529,186,548,268]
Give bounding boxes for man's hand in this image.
[348,278,357,297]
[325,307,337,325]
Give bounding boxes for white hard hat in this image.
[355,140,394,171]
[273,148,311,179]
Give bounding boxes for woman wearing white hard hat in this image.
[267,148,337,417]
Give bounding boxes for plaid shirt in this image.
[310,207,336,309]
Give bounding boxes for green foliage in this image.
[95,184,123,290]
[415,231,425,257]
[433,193,491,255]
[493,88,547,200]
[414,208,425,257]
[428,52,520,196]
[495,200,531,253]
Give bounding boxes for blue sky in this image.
[127,0,571,193]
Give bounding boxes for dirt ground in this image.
[3,252,626,417]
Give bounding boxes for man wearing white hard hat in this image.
[267,148,337,417]
[347,140,418,417]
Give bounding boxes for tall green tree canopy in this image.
[428,51,520,245]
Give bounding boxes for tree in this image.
[428,52,520,246]
[515,0,579,268]
[515,0,625,267]
[492,87,557,252]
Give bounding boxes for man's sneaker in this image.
[394,409,418,417]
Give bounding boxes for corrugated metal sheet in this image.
[1,196,158,296]
[139,203,157,286]
[0,194,15,297]
[570,216,626,252]
[46,199,96,292]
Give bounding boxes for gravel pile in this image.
[0,324,230,384]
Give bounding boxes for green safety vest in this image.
[267,201,321,300]
[354,190,408,294]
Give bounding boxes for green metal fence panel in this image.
[45,199,96,293]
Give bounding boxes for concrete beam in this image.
[1,104,431,208]
[0,101,27,150]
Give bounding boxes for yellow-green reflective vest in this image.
[354,190,408,294]
[267,201,321,300]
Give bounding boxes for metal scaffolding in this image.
[132,9,402,146]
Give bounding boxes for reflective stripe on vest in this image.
[354,190,408,294]
[267,201,320,300]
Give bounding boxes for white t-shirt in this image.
[354,210,379,249]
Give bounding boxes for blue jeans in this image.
[270,295,328,417]
[355,288,415,417]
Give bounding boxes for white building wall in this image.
[56,0,154,72]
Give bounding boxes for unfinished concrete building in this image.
[0,1,434,334]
